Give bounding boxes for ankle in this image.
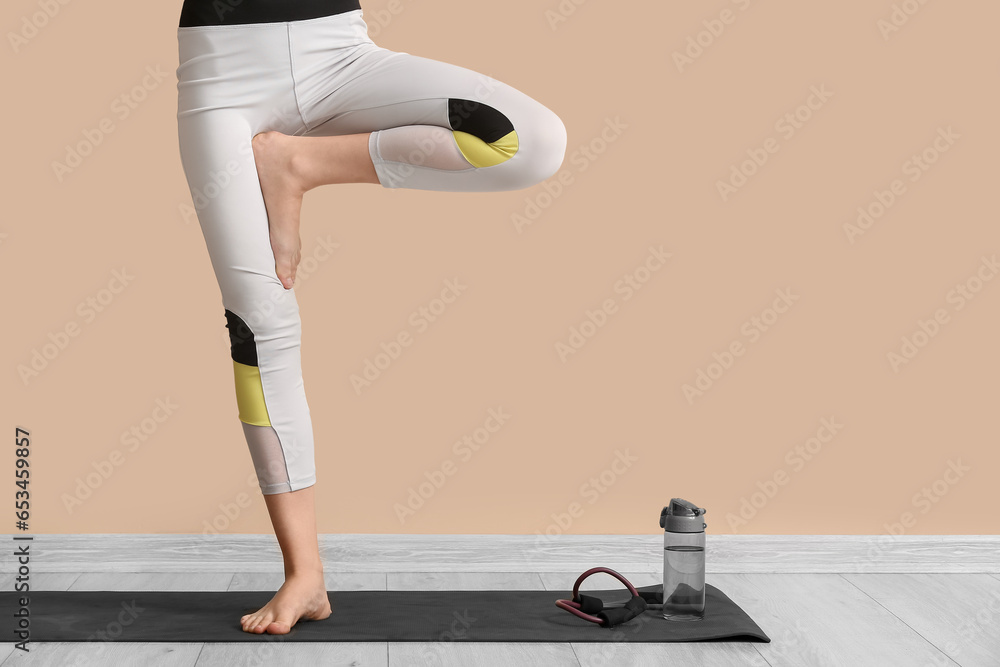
[284,562,325,579]
[287,149,316,195]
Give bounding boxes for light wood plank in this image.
[2,572,81,591]
[0,643,203,667]
[709,573,960,667]
[571,641,769,667]
[843,573,1000,667]
[387,572,544,590]
[539,570,661,592]
[9,534,996,573]
[68,572,234,591]
[195,642,387,667]
[228,572,387,591]
[389,642,579,667]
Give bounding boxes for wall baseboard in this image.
[7,534,998,574]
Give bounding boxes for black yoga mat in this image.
[3,583,769,643]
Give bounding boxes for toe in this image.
[267,620,292,635]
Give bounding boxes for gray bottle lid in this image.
[659,497,708,533]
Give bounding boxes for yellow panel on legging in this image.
[452,129,519,168]
[233,360,272,426]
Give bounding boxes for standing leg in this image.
[177,107,334,634]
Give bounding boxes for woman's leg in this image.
[177,22,332,634]
[240,486,331,634]
[178,7,567,636]
[257,11,568,287]
[177,108,333,635]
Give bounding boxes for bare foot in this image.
[251,131,305,290]
[240,570,331,634]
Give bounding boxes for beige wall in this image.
[3,0,997,536]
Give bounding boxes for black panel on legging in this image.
[225,309,258,366]
[448,99,515,144]
[179,0,361,28]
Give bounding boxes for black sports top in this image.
[179,0,361,28]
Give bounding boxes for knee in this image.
[493,106,566,192]
[447,96,567,189]
[522,106,567,187]
[225,281,302,343]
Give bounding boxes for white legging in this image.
[176,8,567,494]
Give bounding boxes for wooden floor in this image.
[2,570,998,666]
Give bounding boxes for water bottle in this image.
[659,498,707,621]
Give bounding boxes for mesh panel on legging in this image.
[370,124,475,187]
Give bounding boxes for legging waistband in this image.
[179,0,362,28]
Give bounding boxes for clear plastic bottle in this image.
[659,498,707,621]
